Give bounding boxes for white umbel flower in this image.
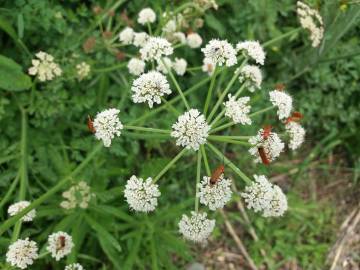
[6,238,38,269]
[127,58,145,76]
[137,8,156,25]
[269,90,293,120]
[140,37,173,61]
[60,181,94,210]
[171,109,211,151]
[124,175,161,212]
[162,20,177,34]
[285,121,305,150]
[156,57,172,74]
[202,58,215,76]
[263,185,288,217]
[133,32,149,47]
[201,39,237,67]
[198,175,232,211]
[119,27,134,44]
[8,201,36,222]
[76,62,90,81]
[249,129,285,163]
[179,211,215,243]
[173,58,187,76]
[47,231,74,261]
[172,32,186,44]
[131,71,171,108]
[65,263,84,270]
[236,41,266,65]
[186,33,203,48]
[93,108,123,147]
[297,1,324,47]
[223,94,252,125]
[238,65,262,92]
[28,51,62,82]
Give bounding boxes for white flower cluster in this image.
[140,37,174,61]
[60,181,94,210]
[249,128,285,163]
[198,175,232,210]
[8,201,36,222]
[28,51,62,82]
[236,41,265,65]
[171,109,211,151]
[133,32,149,47]
[65,263,84,270]
[127,58,146,76]
[119,27,149,47]
[156,57,187,76]
[297,1,324,47]
[6,238,38,269]
[124,175,161,212]
[47,231,74,261]
[201,39,237,67]
[137,8,156,25]
[187,33,203,48]
[131,71,171,108]
[285,121,305,150]
[156,57,172,74]
[178,211,215,242]
[269,90,293,120]
[223,94,252,125]
[76,62,90,81]
[93,108,123,147]
[238,64,262,92]
[241,175,287,217]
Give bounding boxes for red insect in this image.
[87,115,96,133]
[56,235,66,251]
[210,164,225,185]
[262,125,272,140]
[285,111,303,124]
[275,83,285,91]
[258,147,270,165]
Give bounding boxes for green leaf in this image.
[205,14,226,37]
[0,55,32,91]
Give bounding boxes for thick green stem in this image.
[262,28,301,48]
[200,146,211,176]
[124,125,171,134]
[195,151,202,212]
[203,65,218,116]
[152,148,187,183]
[147,22,152,35]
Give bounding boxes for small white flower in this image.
[297,1,324,47]
[124,175,161,212]
[173,58,187,76]
[171,109,211,151]
[140,37,174,61]
[269,90,293,120]
[119,27,134,44]
[202,58,215,76]
[156,57,172,74]
[236,41,266,65]
[28,51,62,82]
[263,185,288,217]
[178,211,215,243]
[238,65,262,92]
[137,8,156,25]
[65,263,84,270]
[6,238,38,269]
[249,128,285,163]
[201,39,237,67]
[187,33,203,48]
[172,32,186,44]
[60,181,94,210]
[162,20,177,34]
[285,121,305,150]
[133,32,149,47]
[47,231,74,261]
[223,94,252,125]
[93,108,123,147]
[76,62,91,81]
[8,201,36,222]
[198,175,232,210]
[127,58,146,76]
[131,71,171,108]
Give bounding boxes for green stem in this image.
[207,143,252,184]
[210,135,251,140]
[203,65,218,116]
[124,125,171,134]
[195,151,202,212]
[147,22,152,35]
[187,66,202,71]
[262,28,301,48]
[210,122,235,133]
[173,43,185,49]
[249,106,275,117]
[208,137,251,146]
[37,251,50,259]
[123,131,170,140]
[161,58,190,110]
[93,62,127,73]
[0,174,19,210]
[161,97,180,116]
[200,145,211,175]
[0,144,103,236]
[152,148,187,183]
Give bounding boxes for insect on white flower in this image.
[8,201,36,222]
[171,109,211,151]
[65,263,84,270]
[137,8,156,25]
[269,90,293,120]
[131,71,171,108]
[119,27,134,44]
[47,231,74,261]
[186,33,203,48]
[124,175,161,212]
[28,51,62,82]
[198,175,232,210]
[201,39,237,67]
[223,94,252,125]
[236,41,266,65]
[285,121,305,150]
[6,238,39,269]
[93,108,123,147]
[178,211,215,243]
[238,64,262,92]
[172,58,187,76]
[140,37,174,61]
[127,58,146,76]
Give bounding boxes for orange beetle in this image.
[262,125,272,140]
[87,115,96,133]
[275,83,285,91]
[285,111,303,124]
[258,147,270,165]
[210,164,225,185]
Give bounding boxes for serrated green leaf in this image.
[0,55,32,91]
